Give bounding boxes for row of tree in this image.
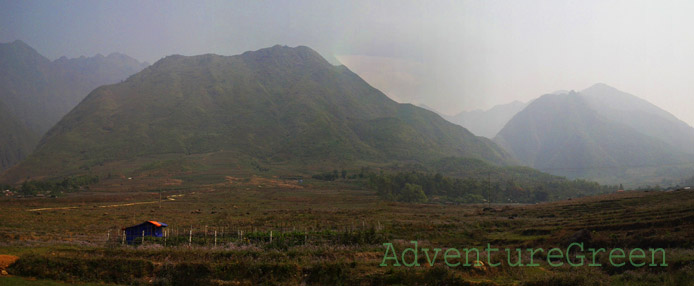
[368,171,615,204]
[14,175,100,196]
[312,168,367,181]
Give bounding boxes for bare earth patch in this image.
[0,254,19,270]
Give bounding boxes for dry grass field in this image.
[1,176,693,285]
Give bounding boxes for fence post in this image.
[189,227,192,247]
[214,230,217,247]
[122,230,125,245]
[270,231,273,243]
[107,230,110,243]
[164,230,167,247]
[142,230,145,245]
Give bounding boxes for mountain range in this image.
[3,42,691,189]
[494,84,694,186]
[0,40,149,170]
[1,45,515,183]
[444,101,528,138]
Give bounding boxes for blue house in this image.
[123,221,168,244]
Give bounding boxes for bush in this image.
[399,183,427,203]
[9,254,152,284]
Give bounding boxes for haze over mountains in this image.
[1,45,515,183]
[1,41,692,189]
[494,84,694,186]
[0,40,149,171]
[444,101,527,138]
[580,83,694,155]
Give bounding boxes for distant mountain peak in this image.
[241,44,331,67]
[0,40,48,65]
[146,45,332,76]
[9,39,31,48]
[495,85,694,185]
[2,44,514,182]
[583,82,621,94]
[3,40,38,54]
[0,40,150,172]
[444,100,529,138]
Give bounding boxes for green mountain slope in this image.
[2,45,514,182]
[0,40,149,170]
[494,90,694,186]
[0,100,38,170]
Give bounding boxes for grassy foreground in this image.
[0,177,693,285]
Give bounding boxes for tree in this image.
[533,191,549,202]
[20,181,38,196]
[399,183,427,203]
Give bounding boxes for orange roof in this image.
[148,220,162,227]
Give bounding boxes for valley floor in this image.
[0,178,692,285]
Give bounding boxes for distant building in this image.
[123,221,168,244]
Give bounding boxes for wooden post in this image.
[189,227,192,247]
[142,230,145,245]
[214,230,217,247]
[122,230,125,245]
[487,172,491,208]
[164,230,167,247]
[107,230,110,242]
[270,231,273,243]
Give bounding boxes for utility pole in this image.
[487,172,491,208]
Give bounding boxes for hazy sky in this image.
[2,0,693,126]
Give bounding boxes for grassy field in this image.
[1,176,693,285]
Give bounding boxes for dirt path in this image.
[26,206,79,212]
[27,194,185,212]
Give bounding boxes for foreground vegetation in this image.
[0,176,692,285]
